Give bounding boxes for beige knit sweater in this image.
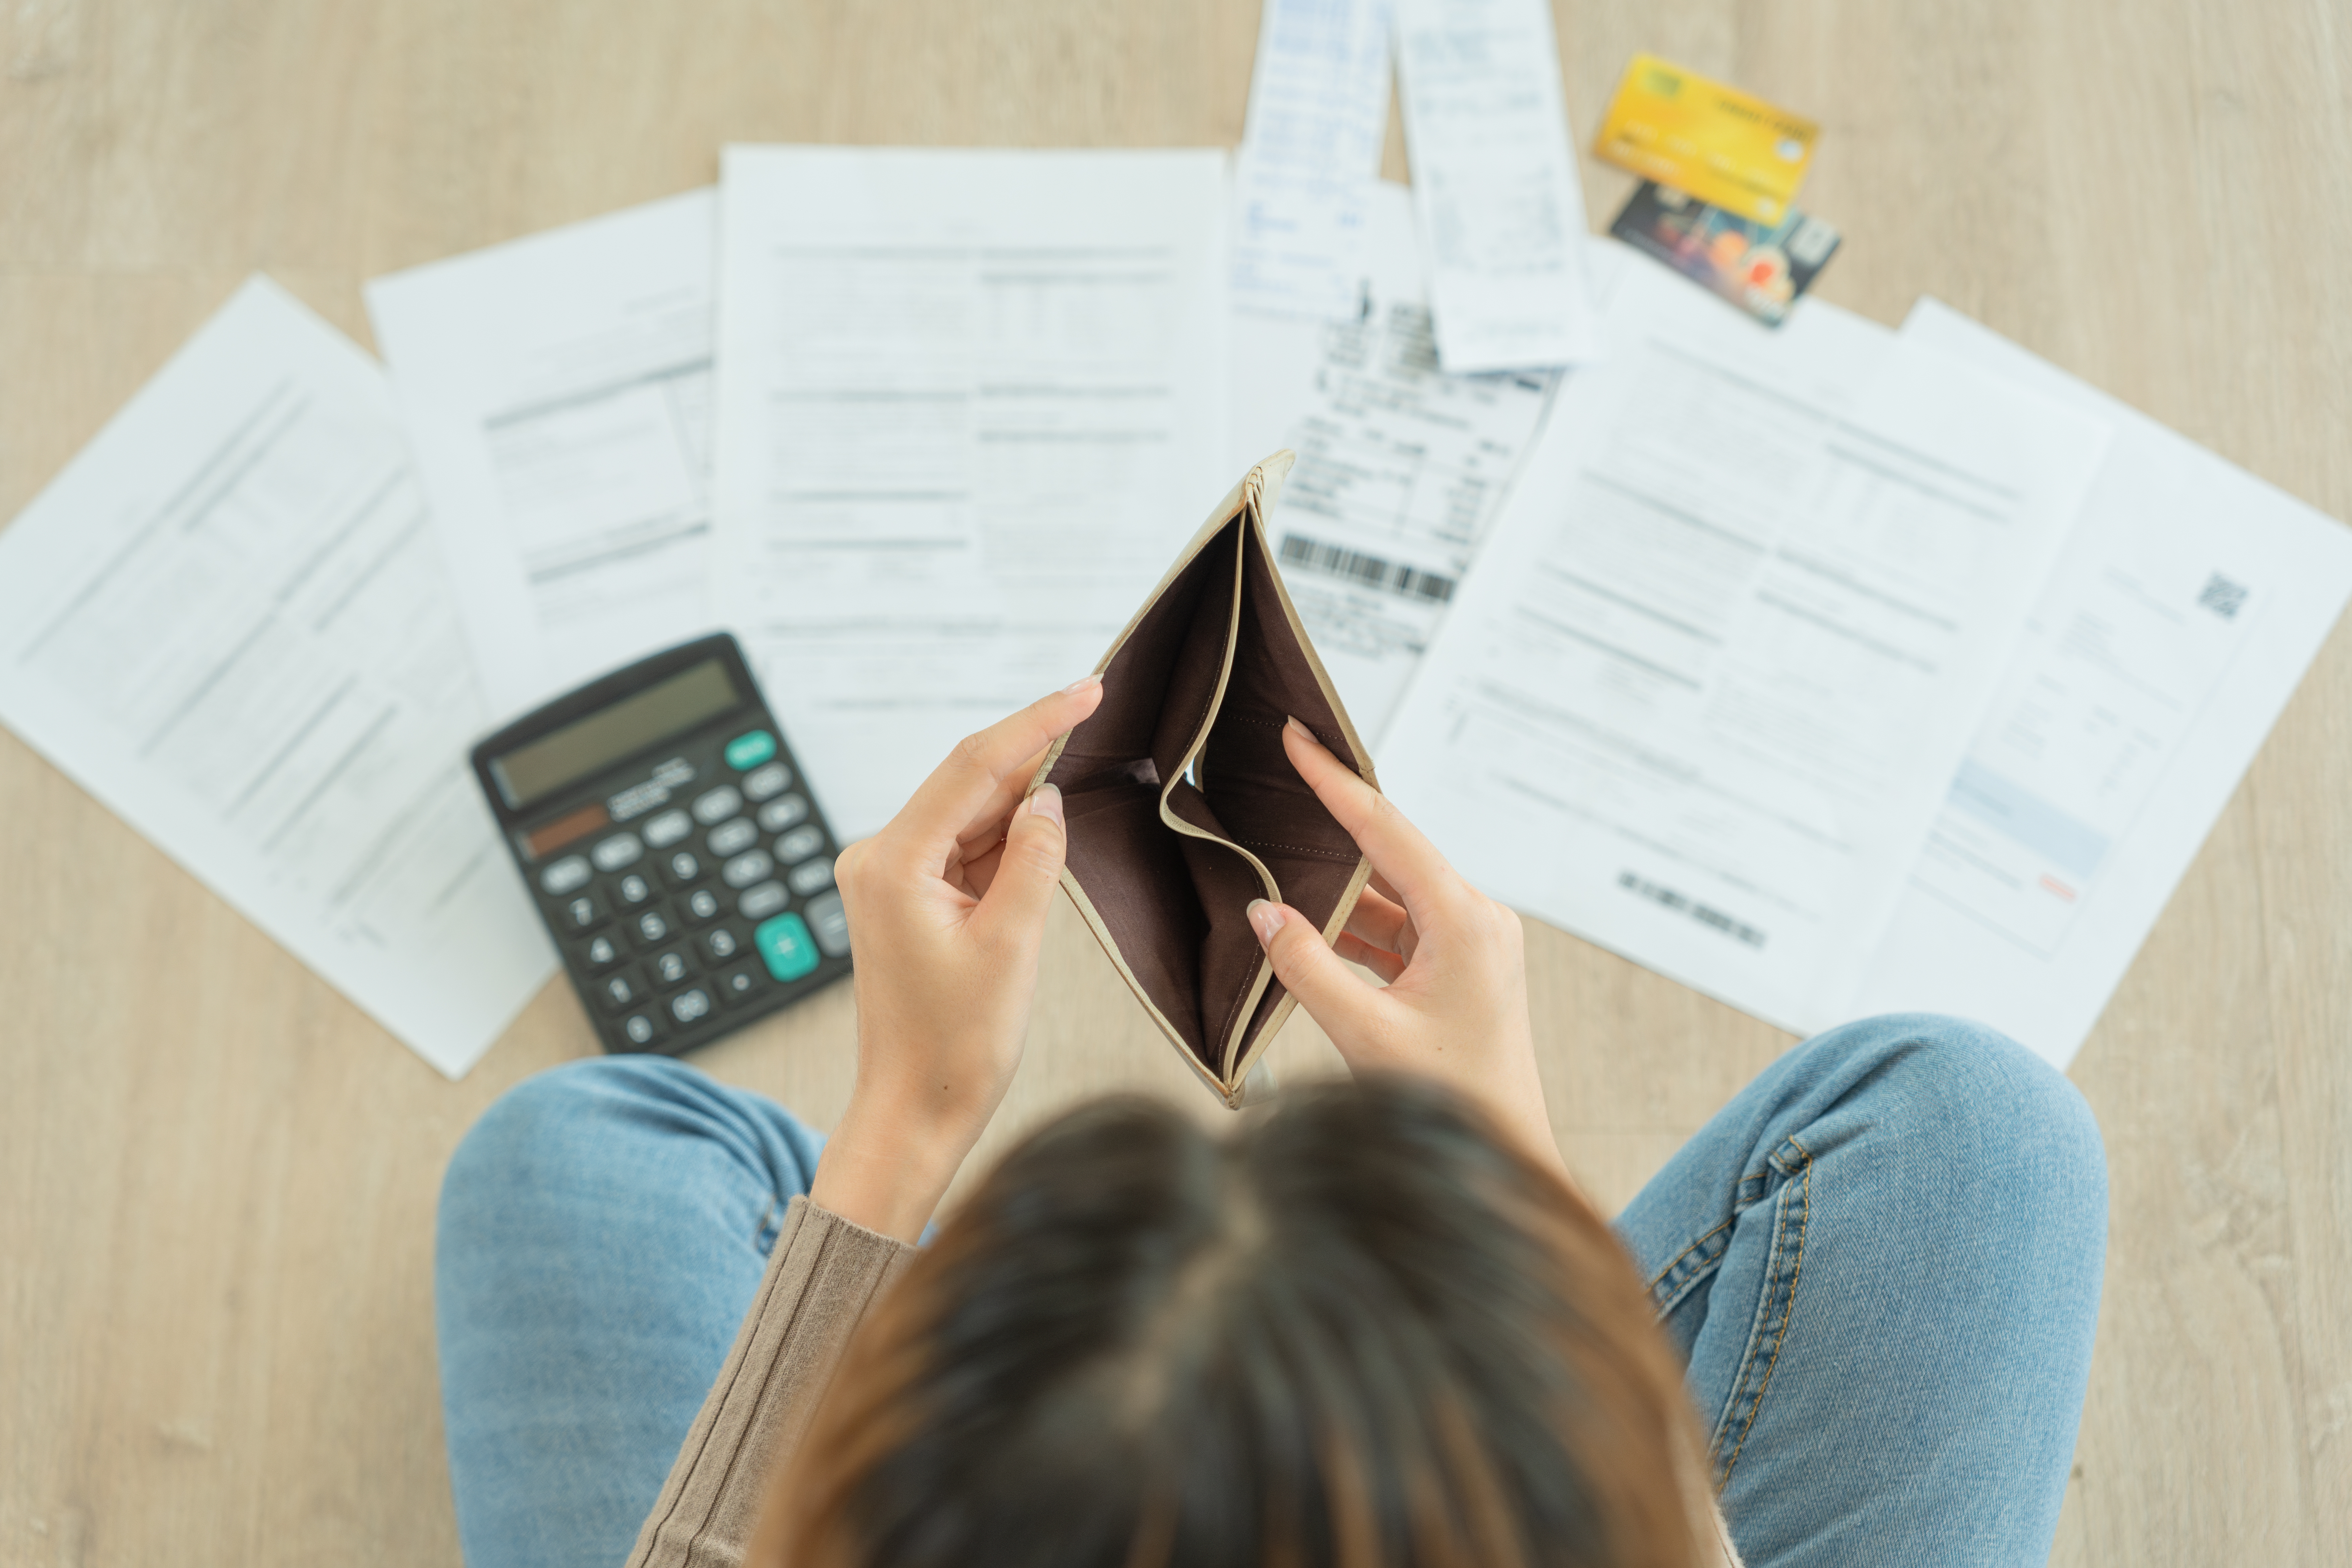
[623,1196,1741,1568]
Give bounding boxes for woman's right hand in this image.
[1246,718,1566,1178]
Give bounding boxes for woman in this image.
[435,679,2108,1568]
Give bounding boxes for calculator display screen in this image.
[491,659,741,808]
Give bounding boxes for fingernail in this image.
[1028,782,1064,829]
[1064,673,1103,695]
[1284,715,1314,741]
[1247,898,1285,944]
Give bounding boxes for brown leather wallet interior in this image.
[1031,452,1377,1105]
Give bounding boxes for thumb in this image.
[1248,899,1378,1038]
[973,783,1068,945]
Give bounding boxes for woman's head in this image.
[769,1076,1700,1568]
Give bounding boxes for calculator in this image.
[471,633,852,1056]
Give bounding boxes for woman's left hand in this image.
[806,677,1102,1242]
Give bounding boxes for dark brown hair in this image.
[762,1077,1702,1568]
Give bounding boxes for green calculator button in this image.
[754,913,820,982]
[725,729,777,770]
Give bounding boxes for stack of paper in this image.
[5,30,2347,1080]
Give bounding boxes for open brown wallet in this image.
[1028,451,1378,1107]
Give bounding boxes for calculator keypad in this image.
[707,818,758,856]
[517,702,848,1058]
[722,849,774,888]
[591,833,643,871]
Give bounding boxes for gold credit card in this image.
[1594,54,1818,224]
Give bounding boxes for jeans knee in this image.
[1819,1013,2108,1220]
[441,1056,694,1217]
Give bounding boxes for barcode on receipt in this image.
[1278,534,1457,603]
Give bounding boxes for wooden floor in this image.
[5,1,2349,1562]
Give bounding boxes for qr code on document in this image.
[2197,572,2249,620]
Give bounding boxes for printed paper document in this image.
[367,189,720,719]
[1394,0,1600,371]
[1234,181,1566,741]
[0,278,555,1077]
[1851,300,2352,1065]
[1230,0,1395,321]
[1378,255,2110,1032]
[713,146,1231,839]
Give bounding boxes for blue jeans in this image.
[436,1015,2105,1568]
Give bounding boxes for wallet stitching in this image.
[1235,839,1359,862]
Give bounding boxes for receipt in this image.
[1394,0,1601,371]
[1230,0,1395,321]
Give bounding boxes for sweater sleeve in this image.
[626,1195,919,1568]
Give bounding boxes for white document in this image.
[1851,300,2352,1066]
[713,146,1232,840]
[1233,181,1564,740]
[366,189,720,719]
[0,278,555,1078]
[1393,0,1600,372]
[1378,255,2110,1032]
[1230,0,1395,321]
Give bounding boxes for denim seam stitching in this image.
[1716,1135,1811,1490]
[1647,1218,1734,1294]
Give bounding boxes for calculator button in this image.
[663,850,701,888]
[583,933,623,971]
[591,833,643,872]
[756,794,809,833]
[787,856,837,896]
[774,824,826,864]
[619,1011,663,1048]
[706,818,758,857]
[723,849,775,889]
[692,786,743,825]
[668,986,716,1027]
[595,968,646,1014]
[743,762,792,801]
[684,887,723,924]
[701,925,744,964]
[716,964,767,1006]
[725,730,778,770]
[632,908,673,948]
[754,913,822,982]
[737,880,787,920]
[643,809,693,848]
[805,890,851,958]
[617,873,653,905]
[649,948,697,989]
[559,893,607,932]
[540,855,591,895]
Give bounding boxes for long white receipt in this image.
[1379,254,2110,1032]
[367,189,721,720]
[0,278,555,1078]
[1230,0,1395,320]
[1393,0,1600,372]
[713,146,1232,840]
[1852,300,2352,1065]
[1234,182,1564,742]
